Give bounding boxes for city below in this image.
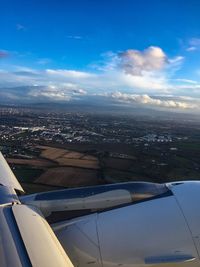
[0,105,200,194]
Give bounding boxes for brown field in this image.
[7,158,55,167]
[37,145,99,169]
[9,145,102,188]
[36,167,101,187]
[38,146,68,160]
[9,145,139,189]
[56,158,99,169]
[63,151,84,159]
[81,155,97,161]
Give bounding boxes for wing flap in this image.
[0,206,31,267]
[12,204,74,267]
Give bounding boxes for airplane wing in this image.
[1,151,200,267]
[0,152,24,193]
[0,152,74,267]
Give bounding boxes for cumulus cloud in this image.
[0,46,184,96]
[110,92,196,109]
[28,84,87,101]
[118,71,168,92]
[28,85,72,101]
[0,45,199,112]
[118,46,167,75]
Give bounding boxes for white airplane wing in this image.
[0,152,24,193]
[0,152,74,267]
[1,151,200,267]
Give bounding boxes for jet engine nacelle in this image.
[53,182,200,267]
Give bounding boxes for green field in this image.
[13,167,44,183]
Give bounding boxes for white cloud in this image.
[110,92,197,109]
[118,72,169,92]
[186,46,197,52]
[46,69,94,79]
[0,46,184,96]
[175,78,198,84]
[27,83,87,101]
[0,45,199,112]
[187,38,200,51]
[29,86,71,101]
[167,56,184,68]
[119,46,167,75]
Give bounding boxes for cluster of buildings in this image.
[0,108,189,148]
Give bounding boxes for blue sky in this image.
[1,0,200,112]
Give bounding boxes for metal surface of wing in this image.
[145,255,196,264]
[0,152,74,267]
[12,204,74,267]
[0,200,74,267]
[0,152,24,193]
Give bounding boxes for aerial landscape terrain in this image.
[1,105,200,194]
[1,1,200,267]
[1,0,200,194]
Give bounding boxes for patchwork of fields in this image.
[8,139,200,194]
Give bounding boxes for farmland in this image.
[1,107,200,194]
